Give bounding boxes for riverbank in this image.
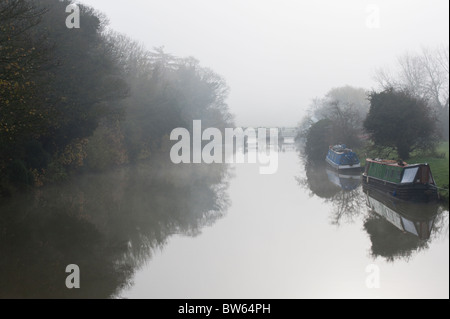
[408,142,449,202]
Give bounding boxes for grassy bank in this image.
[408,142,449,201]
[357,142,449,202]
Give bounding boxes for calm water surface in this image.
[0,147,448,298]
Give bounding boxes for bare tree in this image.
[375,46,449,107]
[374,46,449,139]
[296,85,370,156]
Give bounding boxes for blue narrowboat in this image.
[326,144,361,170]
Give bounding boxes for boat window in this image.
[401,167,419,183]
[402,217,418,236]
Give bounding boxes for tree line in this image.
[297,46,449,162]
[0,0,234,197]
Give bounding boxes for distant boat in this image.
[325,144,361,170]
[362,158,439,202]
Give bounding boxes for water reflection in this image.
[1,147,447,298]
[297,155,448,261]
[326,168,361,191]
[0,158,230,298]
[363,187,439,240]
[297,162,365,225]
[363,186,446,262]
[243,138,297,163]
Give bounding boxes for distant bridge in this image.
[242,127,298,145]
[279,127,298,139]
[244,127,298,139]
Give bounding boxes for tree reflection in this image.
[296,162,340,199]
[0,157,230,298]
[430,207,449,241]
[296,160,365,226]
[327,188,365,226]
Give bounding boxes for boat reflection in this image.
[363,186,439,240]
[362,185,447,262]
[326,168,361,191]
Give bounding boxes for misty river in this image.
[0,144,448,298]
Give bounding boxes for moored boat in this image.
[325,144,361,170]
[362,158,439,202]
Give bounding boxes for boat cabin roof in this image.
[366,158,407,167]
[366,158,431,169]
[330,144,354,154]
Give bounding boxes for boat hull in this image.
[326,157,361,171]
[362,174,439,202]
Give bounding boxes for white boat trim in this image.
[326,157,360,170]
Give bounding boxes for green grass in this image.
[408,142,449,201]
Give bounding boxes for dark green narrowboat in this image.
[362,158,439,202]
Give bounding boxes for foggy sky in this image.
[79,0,449,127]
